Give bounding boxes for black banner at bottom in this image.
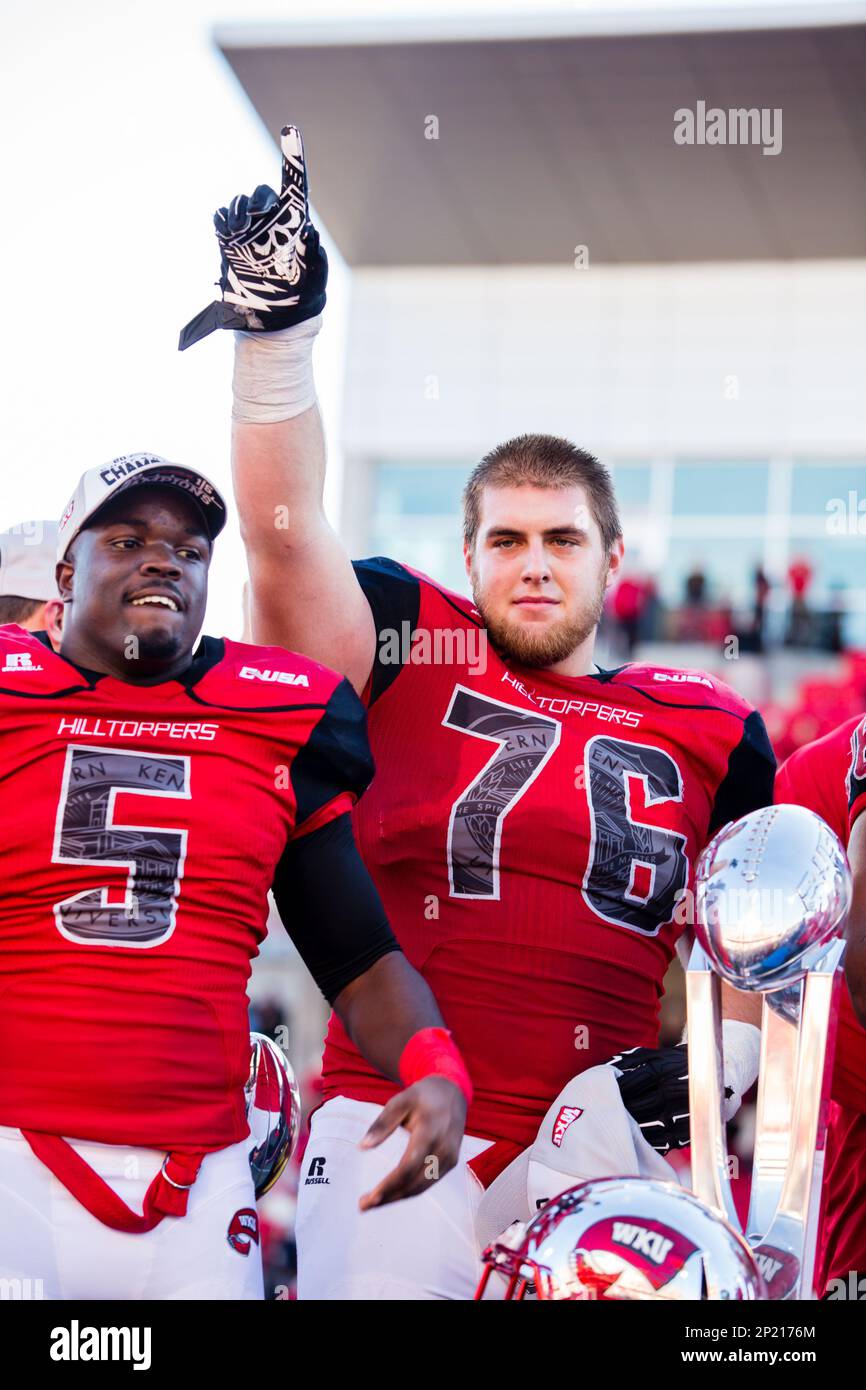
[1,1292,858,1375]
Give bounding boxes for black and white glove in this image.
[179,125,328,351]
[608,1025,760,1156]
[607,1044,692,1156]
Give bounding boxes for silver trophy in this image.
[687,803,851,1299]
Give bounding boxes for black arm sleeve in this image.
[352,556,421,705]
[707,708,777,837]
[291,677,375,831]
[271,811,401,1004]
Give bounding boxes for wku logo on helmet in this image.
[575,1216,699,1294]
[551,1105,584,1148]
[226,1208,260,1256]
[239,665,310,687]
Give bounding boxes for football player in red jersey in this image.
[782,716,866,1296]
[184,128,774,1299]
[0,454,470,1300]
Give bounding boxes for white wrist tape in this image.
[232,315,322,423]
[721,1020,761,1121]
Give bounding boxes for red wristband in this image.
[399,1027,473,1106]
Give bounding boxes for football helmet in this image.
[475,1177,765,1301]
[245,1032,301,1198]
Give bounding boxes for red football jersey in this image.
[322,560,776,1148]
[0,625,372,1151]
[776,716,861,846]
[776,716,866,1114]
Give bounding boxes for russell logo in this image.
[305,1156,330,1186]
[227,1208,260,1256]
[2,652,43,674]
[551,1105,584,1148]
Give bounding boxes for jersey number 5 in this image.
[52,745,190,948]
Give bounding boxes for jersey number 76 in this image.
[443,688,688,935]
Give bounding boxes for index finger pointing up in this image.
[280,124,308,209]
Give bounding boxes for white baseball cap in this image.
[57,453,228,561]
[0,520,61,601]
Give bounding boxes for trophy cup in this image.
[686,803,851,1299]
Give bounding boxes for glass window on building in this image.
[370,460,472,593]
[672,460,769,517]
[790,462,866,520]
[611,462,653,513]
[367,522,470,594]
[376,462,468,518]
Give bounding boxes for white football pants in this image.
[0,1126,263,1300]
[296,1097,495,1301]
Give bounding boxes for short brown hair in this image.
[462,433,622,553]
[0,595,43,626]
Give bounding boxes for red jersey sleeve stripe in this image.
[292,790,356,841]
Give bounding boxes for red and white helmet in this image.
[476,1177,765,1301]
[245,1033,301,1198]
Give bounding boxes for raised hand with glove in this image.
[179,125,327,351]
